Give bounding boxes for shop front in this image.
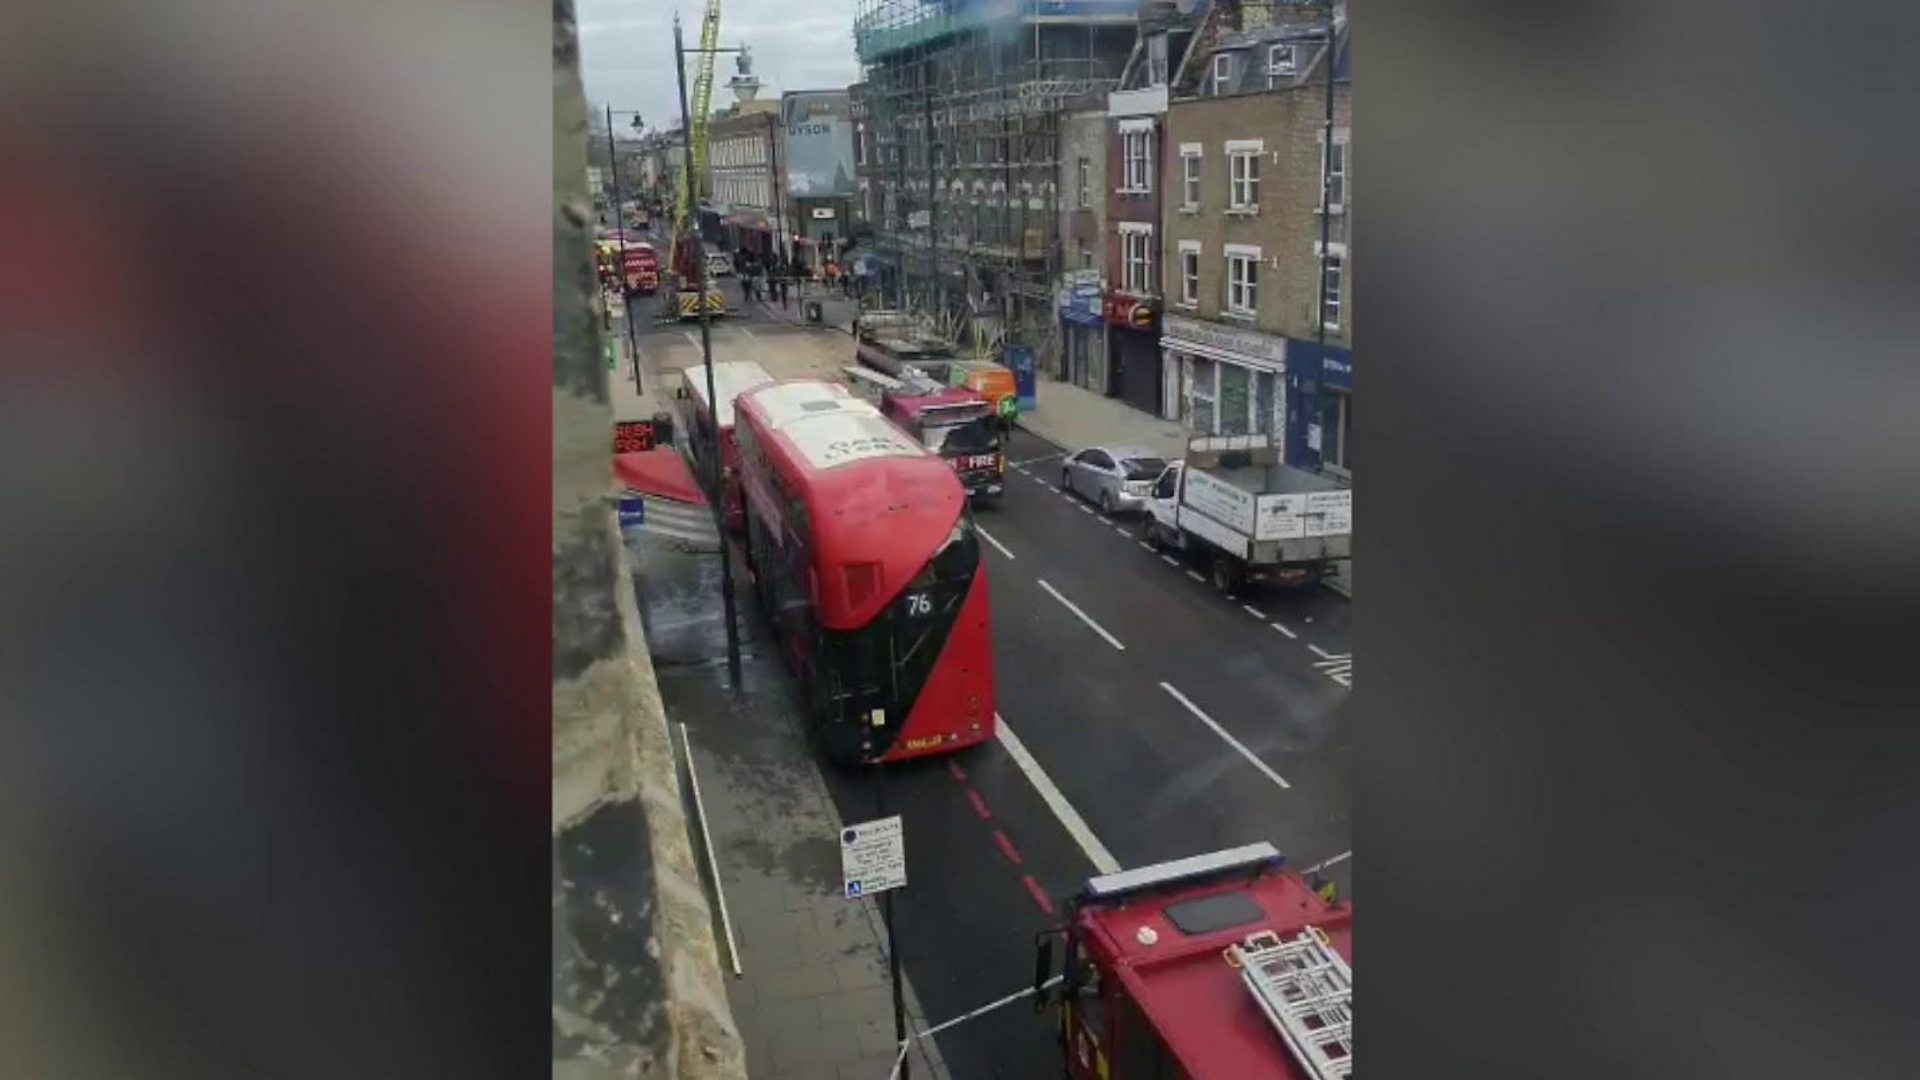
[1283,340,1353,476]
[1160,314,1288,440]
[1103,293,1165,416]
[1057,274,1105,390]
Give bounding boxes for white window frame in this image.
[1118,222,1155,296]
[1120,126,1153,193]
[1177,239,1200,307]
[1228,148,1261,212]
[1314,240,1348,332]
[1212,53,1233,96]
[1225,242,1261,318]
[1267,44,1298,87]
[1320,131,1349,215]
[1179,144,1202,210]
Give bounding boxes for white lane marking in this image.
[1308,643,1336,659]
[1096,515,1113,525]
[1185,569,1206,582]
[1041,482,1057,492]
[736,325,757,340]
[1161,554,1180,567]
[1076,504,1095,515]
[1112,525,1130,537]
[1137,541,1153,551]
[682,330,700,348]
[1271,621,1298,639]
[1158,682,1291,790]
[1011,452,1065,467]
[1036,579,1125,651]
[1311,651,1354,688]
[975,524,1016,561]
[995,716,1121,875]
[1242,604,1266,619]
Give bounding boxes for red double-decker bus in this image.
[732,378,996,764]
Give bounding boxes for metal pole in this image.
[874,761,909,1080]
[1305,9,1336,470]
[676,16,744,690]
[768,111,787,274]
[606,105,642,388]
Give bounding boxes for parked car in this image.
[1061,445,1169,515]
[705,251,734,278]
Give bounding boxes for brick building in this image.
[1055,109,1108,388]
[1100,4,1208,418]
[1160,5,1350,473]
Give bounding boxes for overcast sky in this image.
[579,0,862,131]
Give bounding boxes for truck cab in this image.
[1032,843,1352,1080]
[842,365,1005,501]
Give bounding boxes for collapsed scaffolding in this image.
[852,0,1138,358]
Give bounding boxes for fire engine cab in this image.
[1032,843,1352,1080]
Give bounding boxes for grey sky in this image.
[578,0,861,131]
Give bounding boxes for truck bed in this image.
[1202,460,1347,499]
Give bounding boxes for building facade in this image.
[1160,7,1350,473]
[1055,109,1109,388]
[1101,3,1206,419]
[780,90,857,273]
[706,102,782,259]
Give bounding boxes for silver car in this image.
[1061,445,1169,515]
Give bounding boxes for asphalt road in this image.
[816,426,1353,1078]
[628,320,1353,1078]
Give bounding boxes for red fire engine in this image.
[1033,843,1352,1080]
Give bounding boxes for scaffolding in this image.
[852,0,1141,356]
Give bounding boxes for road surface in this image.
[631,317,1352,1078]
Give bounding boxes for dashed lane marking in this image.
[1036,580,1126,651]
[1242,604,1267,619]
[1158,682,1292,790]
[1161,554,1180,567]
[992,830,1023,867]
[1185,569,1206,582]
[975,524,1016,561]
[995,716,1122,874]
[1271,621,1298,639]
[1137,541,1154,551]
[1021,874,1056,917]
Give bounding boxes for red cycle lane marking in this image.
[992,829,1023,867]
[1021,874,1056,917]
[966,788,993,821]
[947,759,968,783]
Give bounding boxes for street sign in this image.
[840,815,907,899]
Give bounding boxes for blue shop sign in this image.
[1290,340,1354,391]
[1059,282,1103,326]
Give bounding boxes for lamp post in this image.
[674,15,745,692]
[604,107,647,388]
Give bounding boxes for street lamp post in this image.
[604,107,648,389]
[674,15,745,692]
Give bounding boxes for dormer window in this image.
[1212,53,1233,96]
[1266,44,1298,88]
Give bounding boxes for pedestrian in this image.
[778,271,789,309]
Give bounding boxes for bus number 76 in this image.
[906,592,932,617]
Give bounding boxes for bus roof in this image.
[736,379,965,628]
[1080,862,1352,1080]
[682,361,774,430]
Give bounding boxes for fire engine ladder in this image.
[1229,927,1353,1080]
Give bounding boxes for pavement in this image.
[622,292,1354,1079]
